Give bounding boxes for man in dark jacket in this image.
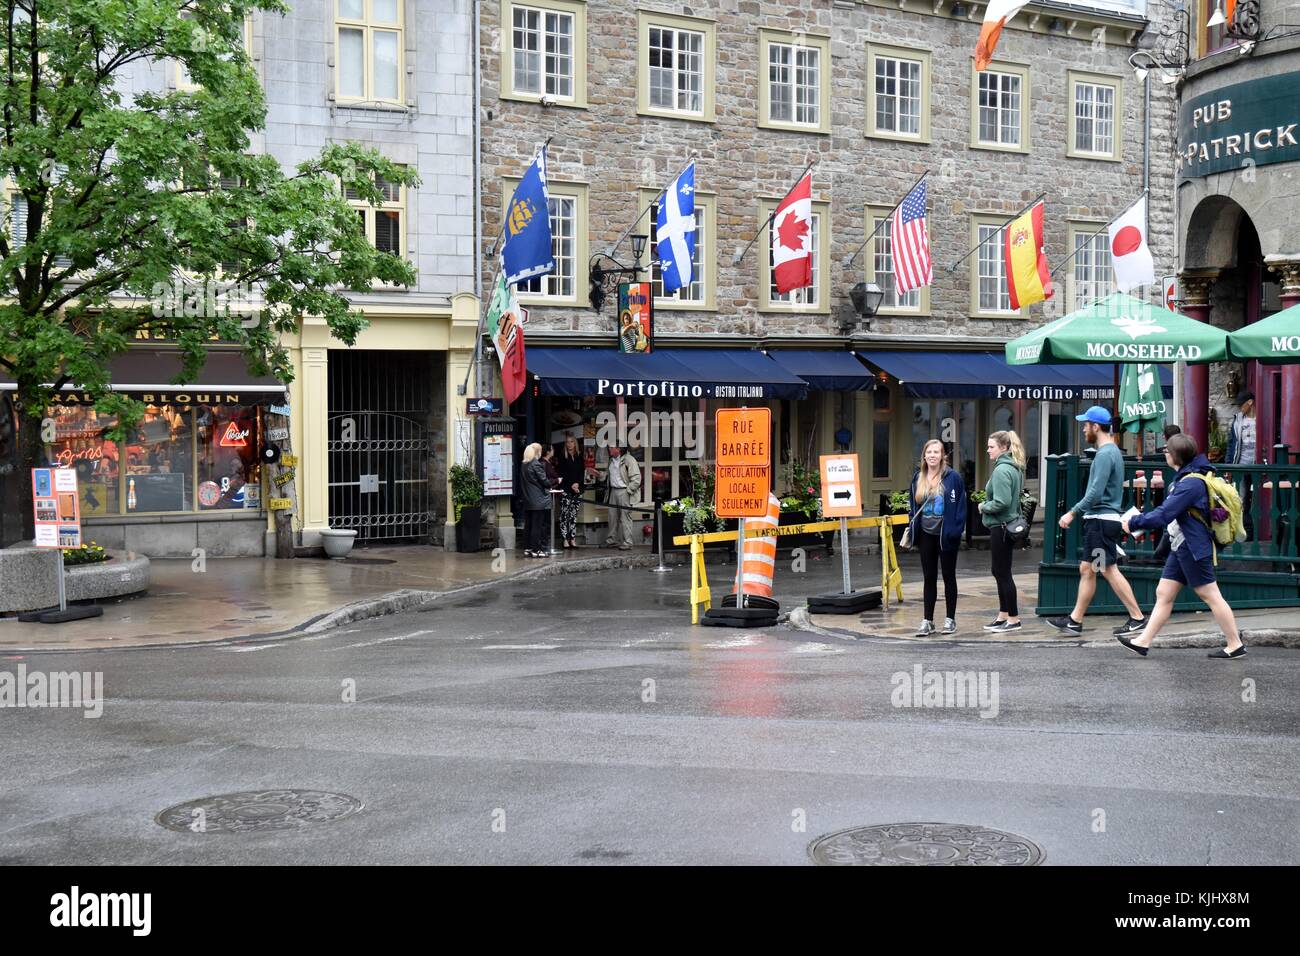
[1118,434,1246,659]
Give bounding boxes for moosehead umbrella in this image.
[1227,302,1300,363]
[1118,363,1167,434]
[1004,292,1228,366]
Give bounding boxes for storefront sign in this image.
[618,282,653,354]
[994,385,1115,401]
[1177,72,1300,179]
[219,421,250,447]
[595,379,766,399]
[268,497,293,511]
[266,427,289,441]
[273,468,296,487]
[819,454,862,518]
[45,392,251,405]
[714,408,771,518]
[32,468,81,549]
[466,397,504,415]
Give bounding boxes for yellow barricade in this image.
[674,514,910,624]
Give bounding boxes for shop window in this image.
[872,384,891,480]
[123,404,195,513]
[336,0,404,104]
[44,407,122,516]
[503,0,587,107]
[196,404,262,510]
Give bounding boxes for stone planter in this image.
[1,543,149,613]
[321,528,357,559]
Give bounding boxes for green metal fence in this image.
[1036,447,1300,615]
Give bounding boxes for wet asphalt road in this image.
[1,561,1297,866]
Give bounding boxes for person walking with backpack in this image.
[1118,433,1245,659]
[977,430,1025,632]
[1047,407,1148,637]
[909,439,968,636]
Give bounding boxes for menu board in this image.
[479,419,514,497]
[32,467,82,549]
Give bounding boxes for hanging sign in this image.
[268,497,293,511]
[32,467,82,549]
[714,407,771,518]
[819,454,862,518]
[618,282,654,354]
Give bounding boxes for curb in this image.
[4,552,672,654]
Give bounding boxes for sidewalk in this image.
[0,545,658,653]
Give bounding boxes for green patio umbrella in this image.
[1118,363,1167,434]
[1227,301,1300,363]
[1005,292,1228,366]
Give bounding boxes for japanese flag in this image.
[1107,195,1155,293]
[772,173,813,294]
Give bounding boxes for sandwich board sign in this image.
[714,407,771,518]
[32,467,82,549]
[819,454,862,518]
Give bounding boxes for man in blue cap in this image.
[1048,406,1147,636]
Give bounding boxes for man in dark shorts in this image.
[1048,407,1147,636]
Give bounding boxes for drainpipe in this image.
[472,0,484,398]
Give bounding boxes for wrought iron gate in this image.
[327,351,434,542]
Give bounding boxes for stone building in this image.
[26,1,480,556]
[478,0,1178,532]
[1170,0,1300,461]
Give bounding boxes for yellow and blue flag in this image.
[502,147,555,285]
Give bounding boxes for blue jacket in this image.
[1127,454,1216,561]
[908,467,968,552]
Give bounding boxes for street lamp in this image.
[588,233,649,311]
[850,282,885,318]
[1207,1,1226,27]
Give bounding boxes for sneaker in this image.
[983,617,1008,631]
[1113,616,1148,636]
[1208,645,1247,659]
[942,618,957,635]
[1047,615,1083,635]
[1117,634,1149,657]
[914,620,935,636]
[990,619,1022,632]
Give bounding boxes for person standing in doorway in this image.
[978,430,1025,632]
[1226,390,1257,540]
[603,445,642,550]
[1048,406,1148,636]
[520,442,552,558]
[909,439,967,636]
[556,434,585,549]
[1118,433,1246,659]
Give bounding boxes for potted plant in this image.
[450,464,484,553]
[1208,422,1228,463]
[967,488,990,543]
[778,460,831,553]
[885,489,911,545]
[657,466,732,551]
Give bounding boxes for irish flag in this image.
[975,0,1032,71]
[1004,201,1053,310]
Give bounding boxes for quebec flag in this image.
[656,161,696,294]
[501,147,555,286]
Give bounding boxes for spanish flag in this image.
[975,0,1032,71]
[1004,201,1053,310]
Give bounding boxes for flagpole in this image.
[731,158,817,266]
[605,155,698,258]
[841,169,930,269]
[945,192,1047,274]
[1047,190,1150,279]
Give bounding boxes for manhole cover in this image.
[156,789,364,834]
[808,823,1043,866]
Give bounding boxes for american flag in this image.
[891,181,932,294]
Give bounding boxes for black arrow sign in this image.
[833,490,852,501]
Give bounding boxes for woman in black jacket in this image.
[555,434,585,548]
[521,443,553,558]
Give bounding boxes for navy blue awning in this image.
[764,350,875,391]
[526,347,809,400]
[857,351,1174,400]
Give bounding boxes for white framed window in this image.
[641,14,711,118]
[971,217,1017,316]
[1068,72,1122,161]
[760,199,829,312]
[641,189,714,310]
[1069,223,1113,310]
[507,180,588,304]
[759,30,830,134]
[972,62,1030,152]
[346,168,407,261]
[865,205,927,313]
[867,44,930,142]
[5,185,73,273]
[336,0,403,104]
[502,0,586,107]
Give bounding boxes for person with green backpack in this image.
[1118,433,1246,659]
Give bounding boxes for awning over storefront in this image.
[764,350,875,391]
[857,350,1173,401]
[0,348,286,404]
[526,347,809,400]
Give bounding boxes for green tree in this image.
[0,0,417,540]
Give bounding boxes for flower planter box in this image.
[655,511,736,552]
[454,506,482,553]
[777,510,833,554]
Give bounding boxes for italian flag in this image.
[975,0,1032,71]
[1004,201,1053,311]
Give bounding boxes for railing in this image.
[1037,448,1300,614]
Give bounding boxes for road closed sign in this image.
[819,454,862,518]
[715,407,771,517]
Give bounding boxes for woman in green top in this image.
[978,430,1026,632]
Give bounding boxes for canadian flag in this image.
[772,173,813,294]
[1107,195,1155,293]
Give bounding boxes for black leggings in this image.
[918,528,958,621]
[526,509,549,552]
[989,526,1018,617]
